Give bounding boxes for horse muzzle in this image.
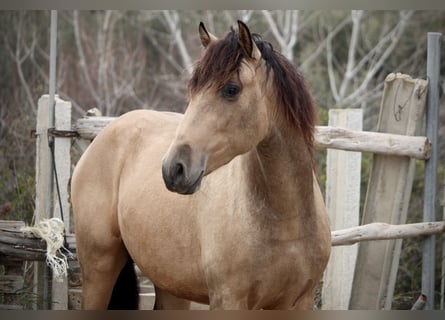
[162,144,207,195]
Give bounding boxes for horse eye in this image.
[221,83,241,101]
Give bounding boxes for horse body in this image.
[71,21,331,310]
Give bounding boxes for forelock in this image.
[189,29,243,94]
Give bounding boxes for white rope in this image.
[21,218,73,279]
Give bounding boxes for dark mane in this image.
[188,28,316,154]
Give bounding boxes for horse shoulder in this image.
[72,109,183,233]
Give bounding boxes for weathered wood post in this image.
[422,32,442,310]
[51,97,72,310]
[34,95,52,309]
[34,95,71,310]
[322,109,362,310]
[349,73,428,310]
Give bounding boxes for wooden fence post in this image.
[322,109,362,310]
[34,95,52,309]
[34,95,71,310]
[349,73,428,310]
[51,97,71,310]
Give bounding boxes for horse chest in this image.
[203,216,312,277]
[202,233,316,309]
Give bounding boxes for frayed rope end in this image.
[21,218,73,279]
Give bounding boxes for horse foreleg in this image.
[153,286,191,310]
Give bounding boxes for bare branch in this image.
[338,10,363,99]
[96,11,123,115]
[323,11,414,107]
[97,10,113,115]
[326,37,340,103]
[288,11,298,49]
[73,10,101,108]
[261,10,298,61]
[162,10,193,75]
[239,10,253,23]
[144,33,184,74]
[262,11,286,50]
[223,11,236,27]
[300,15,351,72]
[7,13,37,115]
[343,11,413,105]
[297,11,320,31]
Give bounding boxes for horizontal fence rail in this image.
[331,221,445,246]
[75,116,431,160]
[316,126,431,160]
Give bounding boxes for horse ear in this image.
[237,20,261,60]
[199,22,217,48]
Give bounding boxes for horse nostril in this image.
[173,162,185,179]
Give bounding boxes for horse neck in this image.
[243,123,315,222]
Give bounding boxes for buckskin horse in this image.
[71,20,331,310]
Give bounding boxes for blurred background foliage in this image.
[0,10,444,308]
